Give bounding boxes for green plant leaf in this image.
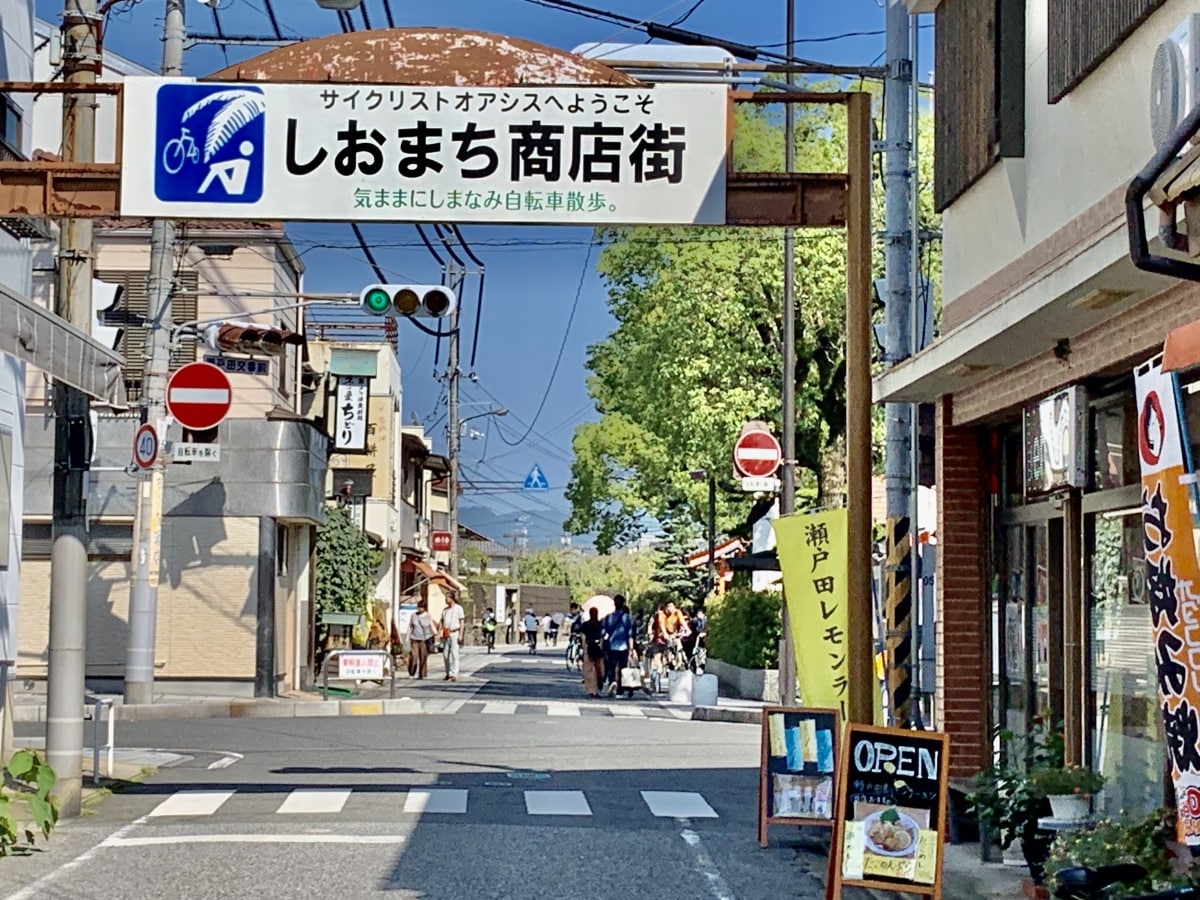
[26,794,53,838]
[6,750,34,778]
[35,762,56,797]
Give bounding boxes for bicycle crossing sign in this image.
[153,83,266,205]
[523,464,550,491]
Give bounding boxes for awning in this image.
[402,557,466,594]
[1163,318,1200,374]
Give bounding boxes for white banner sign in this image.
[334,376,369,452]
[337,653,385,680]
[119,79,729,224]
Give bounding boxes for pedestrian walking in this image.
[602,595,636,697]
[405,598,434,680]
[579,606,605,698]
[517,612,526,646]
[541,613,552,647]
[505,613,514,644]
[441,594,465,681]
[523,609,539,653]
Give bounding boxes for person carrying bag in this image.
[406,599,434,680]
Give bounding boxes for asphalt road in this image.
[0,648,860,900]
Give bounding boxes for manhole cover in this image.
[506,771,550,780]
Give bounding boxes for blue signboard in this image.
[204,355,269,376]
[154,83,266,205]
[523,464,550,491]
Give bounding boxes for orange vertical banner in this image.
[1135,356,1200,848]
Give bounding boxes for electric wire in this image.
[261,0,284,41]
[489,241,593,447]
[381,0,397,29]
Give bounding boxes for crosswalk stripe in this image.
[403,789,469,814]
[276,789,351,815]
[481,701,518,715]
[546,703,581,717]
[641,791,719,819]
[148,790,235,817]
[524,790,592,816]
[607,704,647,718]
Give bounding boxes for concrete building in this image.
[884,0,1200,815]
[17,29,324,696]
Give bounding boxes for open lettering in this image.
[853,739,939,781]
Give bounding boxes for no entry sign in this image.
[734,429,783,478]
[167,362,232,431]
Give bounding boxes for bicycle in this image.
[688,633,708,674]
[564,633,583,671]
[481,623,497,653]
[647,634,689,694]
[162,127,201,174]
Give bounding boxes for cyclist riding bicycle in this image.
[648,600,691,672]
[481,607,497,651]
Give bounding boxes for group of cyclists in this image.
[564,598,707,694]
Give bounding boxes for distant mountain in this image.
[458,499,593,552]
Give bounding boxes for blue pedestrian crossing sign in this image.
[523,464,550,491]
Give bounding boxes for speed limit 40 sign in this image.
[133,423,158,469]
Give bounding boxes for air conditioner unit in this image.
[1150,14,1200,151]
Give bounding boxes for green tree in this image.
[313,505,377,622]
[566,94,940,551]
[516,548,571,587]
[651,507,706,604]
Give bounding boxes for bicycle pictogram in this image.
[161,127,200,175]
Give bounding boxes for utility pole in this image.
[446,265,460,578]
[126,0,186,705]
[778,0,798,707]
[882,0,916,729]
[47,0,99,818]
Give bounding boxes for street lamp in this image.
[315,0,363,9]
[690,469,717,599]
[458,407,507,435]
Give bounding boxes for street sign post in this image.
[166,362,233,431]
[733,429,783,479]
[523,464,550,491]
[133,423,158,469]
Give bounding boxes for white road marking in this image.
[103,834,407,847]
[148,790,235,817]
[5,817,148,900]
[641,791,719,819]
[403,789,468,814]
[276,789,352,815]
[607,704,648,718]
[208,753,242,770]
[546,703,581,717]
[481,701,518,715]
[524,790,592,816]
[681,829,736,900]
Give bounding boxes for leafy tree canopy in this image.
[314,505,379,622]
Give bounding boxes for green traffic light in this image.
[363,288,391,314]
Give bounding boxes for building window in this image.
[95,269,199,404]
[0,96,21,159]
[21,523,133,561]
[1049,0,1169,102]
[1088,510,1160,818]
[1090,394,1139,491]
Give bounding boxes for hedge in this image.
[706,588,781,670]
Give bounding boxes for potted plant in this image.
[1030,766,1104,821]
[967,720,1065,883]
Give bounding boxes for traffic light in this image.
[359,284,457,318]
[203,321,305,355]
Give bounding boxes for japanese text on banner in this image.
[1134,357,1200,849]
[774,509,850,717]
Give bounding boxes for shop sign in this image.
[334,376,369,451]
[120,79,728,225]
[773,508,850,718]
[1023,386,1085,495]
[829,724,949,898]
[758,706,840,847]
[1134,356,1200,849]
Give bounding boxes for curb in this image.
[690,705,761,724]
[13,696,430,723]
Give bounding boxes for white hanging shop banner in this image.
[119,78,729,225]
[334,376,369,452]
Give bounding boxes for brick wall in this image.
[19,517,260,681]
[936,397,989,779]
[954,276,1200,425]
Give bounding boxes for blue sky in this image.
[37,0,933,546]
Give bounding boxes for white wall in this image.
[941,0,1186,306]
[0,0,34,662]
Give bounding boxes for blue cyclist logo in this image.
[154,84,266,203]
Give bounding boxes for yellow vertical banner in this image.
[774,508,850,718]
[1135,357,1200,849]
